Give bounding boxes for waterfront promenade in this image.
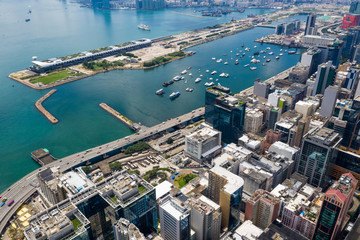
[0,107,204,234]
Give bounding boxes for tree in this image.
[166,137,174,144]
[109,161,122,171]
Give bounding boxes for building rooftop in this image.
[98,171,154,208]
[248,190,280,206]
[155,181,173,201]
[160,197,190,220]
[210,166,244,195]
[234,220,263,240]
[187,126,220,143]
[305,127,341,147]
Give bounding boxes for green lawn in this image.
[138,185,147,195]
[71,218,82,231]
[30,70,84,84]
[174,174,197,189]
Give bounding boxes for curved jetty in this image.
[35,89,59,124]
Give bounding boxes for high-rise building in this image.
[208,166,244,231]
[185,125,222,163]
[245,190,280,229]
[319,86,340,118]
[114,218,146,240]
[344,69,359,90]
[340,97,360,153]
[305,14,316,36]
[350,0,360,14]
[313,173,358,240]
[244,109,263,134]
[268,108,280,130]
[312,61,336,96]
[205,86,246,143]
[136,0,165,9]
[301,48,323,77]
[253,80,271,99]
[297,127,342,187]
[186,196,222,240]
[159,197,191,240]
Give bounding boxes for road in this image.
[0,107,204,234]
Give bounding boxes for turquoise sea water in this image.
[0,0,306,192]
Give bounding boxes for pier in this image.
[35,89,59,124]
[31,148,56,166]
[99,103,146,132]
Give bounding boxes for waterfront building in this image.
[184,125,222,164]
[24,199,92,240]
[159,196,191,240]
[205,86,246,143]
[313,173,358,240]
[208,166,244,231]
[253,80,271,99]
[319,86,340,118]
[312,61,336,96]
[245,190,280,229]
[136,0,165,9]
[186,195,222,240]
[302,35,336,48]
[305,14,317,36]
[244,109,263,134]
[301,48,323,77]
[114,218,146,240]
[297,127,342,188]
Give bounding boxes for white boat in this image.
[200,74,203,77]
[262,63,266,66]
[180,76,184,80]
[266,47,271,50]
[251,59,257,63]
[212,57,216,60]
[266,59,271,62]
[279,53,283,56]
[245,47,250,51]
[204,82,214,86]
[186,88,193,92]
[195,78,201,83]
[224,62,228,65]
[138,24,150,31]
[269,52,274,55]
[254,46,257,48]
[156,89,164,95]
[189,73,192,76]
[236,53,240,56]
[209,77,213,81]
[211,71,217,75]
[216,59,223,63]
[280,49,283,52]
[260,50,266,53]
[206,70,210,73]
[216,79,218,81]
[219,73,229,78]
[173,76,182,81]
[276,56,280,59]
[263,56,266,59]
[180,70,187,75]
[235,59,239,65]
[250,67,257,71]
[244,64,250,67]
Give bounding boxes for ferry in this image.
[235,59,239,65]
[169,92,180,100]
[219,73,229,78]
[138,24,150,31]
[269,52,274,55]
[156,89,164,95]
[205,82,214,86]
[186,88,194,92]
[244,64,250,68]
[224,62,228,65]
[250,67,257,71]
[216,59,223,63]
[211,71,217,75]
[180,70,187,75]
[195,78,202,83]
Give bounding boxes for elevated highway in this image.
[0,107,204,234]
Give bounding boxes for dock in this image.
[99,103,146,132]
[35,89,59,124]
[31,148,56,166]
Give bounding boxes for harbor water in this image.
[0,0,306,192]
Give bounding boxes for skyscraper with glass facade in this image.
[205,86,246,143]
[297,127,342,188]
